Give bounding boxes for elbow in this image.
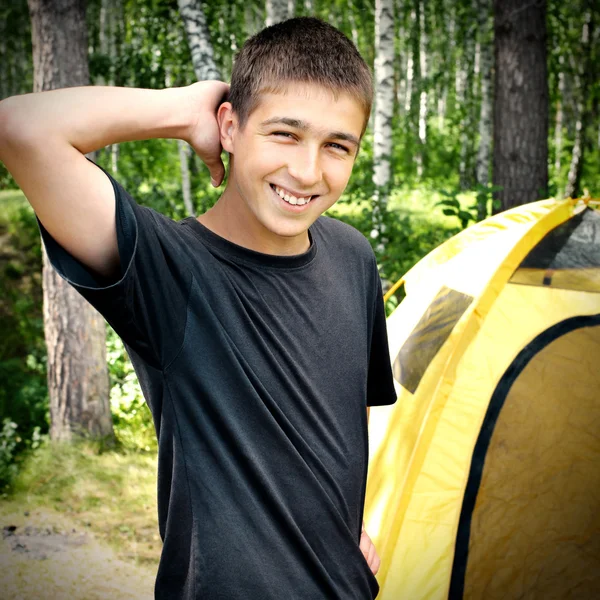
[0,96,39,156]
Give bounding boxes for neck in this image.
[197,182,311,256]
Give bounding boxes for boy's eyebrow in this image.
[260,117,360,147]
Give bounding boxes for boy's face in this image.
[218,82,366,253]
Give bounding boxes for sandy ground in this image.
[0,507,156,600]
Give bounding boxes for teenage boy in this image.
[0,17,396,600]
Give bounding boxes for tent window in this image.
[393,286,473,393]
[510,207,600,292]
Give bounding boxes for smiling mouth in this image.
[270,184,317,206]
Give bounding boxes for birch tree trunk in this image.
[416,0,427,178]
[27,0,115,443]
[98,0,122,174]
[554,60,564,189]
[178,0,221,81]
[266,0,289,26]
[410,4,420,147]
[287,0,296,18]
[372,0,395,251]
[458,2,477,189]
[177,0,222,214]
[396,13,407,117]
[178,141,195,216]
[565,8,594,199]
[476,0,493,194]
[493,0,549,210]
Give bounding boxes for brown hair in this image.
[228,17,373,136]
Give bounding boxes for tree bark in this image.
[98,0,122,174]
[177,0,221,82]
[565,8,594,199]
[493,0,549,210]
[27,0,115,443]
[553,55,565,188]
[372,0,395,253]
[458,0,477,189]
[476,0,493,192]
[417,0,427,179]
[177,0,221,216]
[266,0,289,26]
[178,140,195,216]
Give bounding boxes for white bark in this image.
[97,0,110,86]
[178,0,221,81]
[396,14,406,116]
[404,52,413,113]
[97,0,123,173]
[476,0,493,188]
[266,0,289,26]
[459,1,477,189]
[417,0,428,178]
[372,0,395,249]
[348,5,360,48]
[177,0,221,214]
[178,140,195,216]
[554,61,565,179]
[565,10,592,199]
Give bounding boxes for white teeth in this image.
[273,185,312,206]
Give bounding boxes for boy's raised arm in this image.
[0,82,228,281]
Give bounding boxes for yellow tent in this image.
[366,198,600,600]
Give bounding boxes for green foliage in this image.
[106,327,157,453]
[0,196,49,480]
[330,187,460,287]
[1,0,598,495]
[435,183,502,229]
[0,419,19,490]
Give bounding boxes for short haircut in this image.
[228,17,373,136]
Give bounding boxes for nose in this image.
[287,145,322,188]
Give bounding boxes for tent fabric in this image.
[365,199,600,600]
[454,317,600,600]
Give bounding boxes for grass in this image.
[0,189,28,227]
[2,440,161,568]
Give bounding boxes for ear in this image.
[217,102,237,153]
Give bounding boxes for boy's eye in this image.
[327,142,350,154]
[271,132,351,155]
[272,131,295,139]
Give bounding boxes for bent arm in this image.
[0,83,224,281]
[0,86,192,156]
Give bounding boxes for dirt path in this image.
[0,507,156,600]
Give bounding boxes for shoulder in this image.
[312,215,375,260]
[311,216,379,290]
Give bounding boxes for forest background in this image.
[0,0,598,581]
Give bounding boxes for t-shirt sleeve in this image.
[36,159,192,369]
[366,272,397,407]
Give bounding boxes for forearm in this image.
[0,85,192,155]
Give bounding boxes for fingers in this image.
[210,165,225,188]
[359,529,381,575]
[371,552,381,575]
[204,157,225,188]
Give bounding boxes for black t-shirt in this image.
[37,161,397,599]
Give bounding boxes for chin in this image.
[265,220,311,239]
